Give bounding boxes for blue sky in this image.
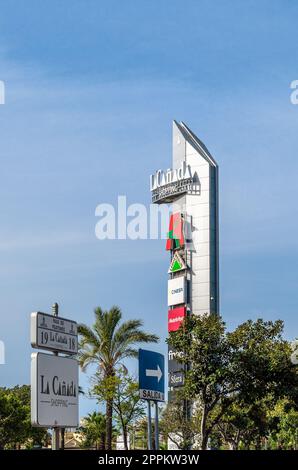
[0,0,298,418]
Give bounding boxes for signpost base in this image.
[52,428,60,451]
[147,400,152,450]
[154,402,159,450]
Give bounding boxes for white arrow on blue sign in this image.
[139,349,165,401]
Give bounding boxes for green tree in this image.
[169,314,298,450]
[112,369,145,450]
[0,385,48,449]
[78,305,158,449]
[92,369,146,450]
[267,399,298,449]
[274,409,298,450]
[130,416,148,450]
[160,391,198,449]
[215,398,269,449]
[80,412,106,449]
[0,388,26,449]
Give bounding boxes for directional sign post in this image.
[30,303,79,451]
[31,311,78,355]
[139,349,165,450]
[139,349,165,401]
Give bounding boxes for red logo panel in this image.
[166,213,184,251]
[168,306,186,332]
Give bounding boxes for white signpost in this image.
[168,276,187,306]
[31,352,79,428]
[31,311,78,355]
[30,304,79,450]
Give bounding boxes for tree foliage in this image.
[112,369,145,450]
[168,314,298,449]
[80,412,106,450]
[78,305,158,449]
[160,391,198,449]
[0,385,48,449]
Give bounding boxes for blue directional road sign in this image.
[139,349,165,401]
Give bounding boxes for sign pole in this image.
[138,349,165,449]
[31,306,79,436]
[147,400,152,450]
[52,427,59,451]
[154,401,159,450]
[51,302,60,451]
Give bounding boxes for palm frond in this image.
[112,322,159,364]
[115,347,139,364]
[111,319,143,354]
[78,324,100,348]
[78,305,159,374]
[78,350,99,372]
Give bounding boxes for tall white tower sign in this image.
[150,121,219,396]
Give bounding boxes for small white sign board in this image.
[167,276,187,306]
[31,311,78,355]
[31,352,79,428]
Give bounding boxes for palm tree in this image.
[80,412,106,450]
[78,305,159,450]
